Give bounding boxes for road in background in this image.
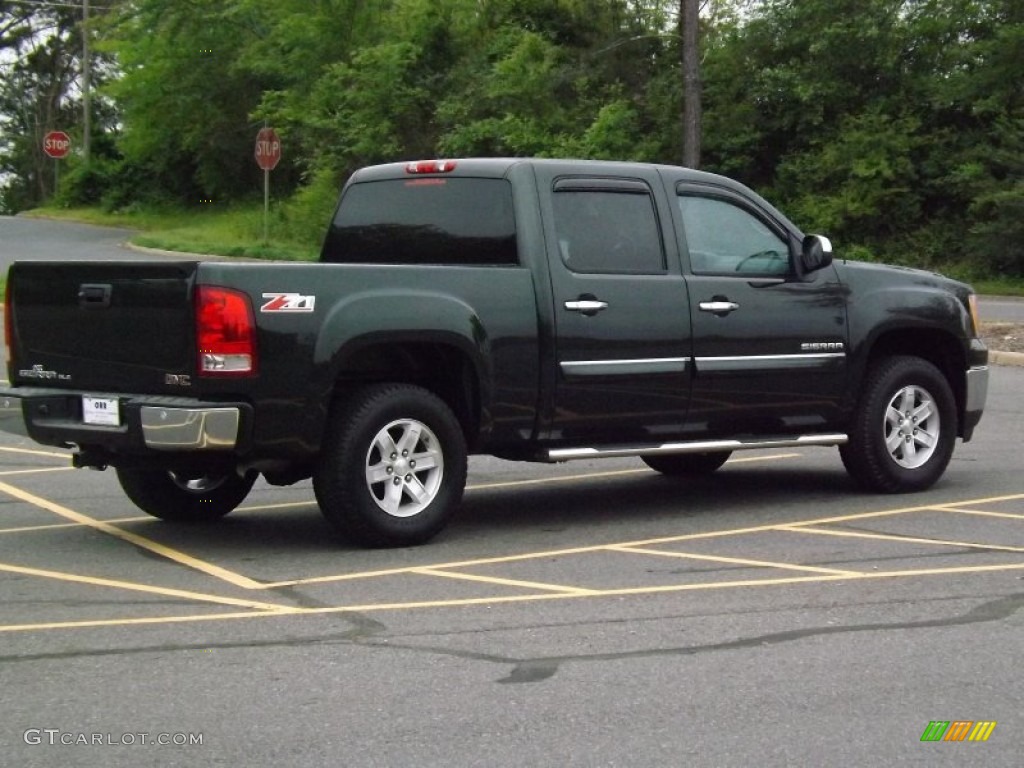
[0,216,141,274]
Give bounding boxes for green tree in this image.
[0,1,114,212]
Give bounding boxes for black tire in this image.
[313,384,468,547]
[642,451,732,476]
[840,355,957,493]
[115,467,257,522]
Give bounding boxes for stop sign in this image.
[254,127,281,171]
[43,130,71,159]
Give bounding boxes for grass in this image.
[24,203,320,262]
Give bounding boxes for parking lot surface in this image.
[1,367,1021,767]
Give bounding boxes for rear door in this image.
[535,164,692,445]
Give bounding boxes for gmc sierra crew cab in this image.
[0,158,989,546]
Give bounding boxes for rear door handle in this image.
[565,299,609,316]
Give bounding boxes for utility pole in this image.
[681,0,701,169]
[82,0,91,163]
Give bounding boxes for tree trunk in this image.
[681,0,701,169]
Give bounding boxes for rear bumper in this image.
[0,387,251,453]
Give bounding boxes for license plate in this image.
[82,396,120,426]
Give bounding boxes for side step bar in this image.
[545,434,848,462]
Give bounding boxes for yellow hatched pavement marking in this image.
[776,525,1024,553]
[411,567,599,595]
[464,453,801,492]
[266,493,1024,588]
[0,467,75,477]
[0,563,298,613]
[0,479,263,590]
[606,545,863,576]
[0,516,151,536]
[0,445,70,460]
[5,560,1024,634]
[932,506,1024,521]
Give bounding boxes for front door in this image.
[672,183,849,438]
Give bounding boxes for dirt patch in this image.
[980,322,1024,354]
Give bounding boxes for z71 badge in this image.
[260,293,316,313]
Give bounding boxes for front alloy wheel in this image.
[883,384,940,470]
[840,356,956,493]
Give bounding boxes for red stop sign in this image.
[255,127,281,171]
[43,130,71,159]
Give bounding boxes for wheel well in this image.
[330,342,482,449]
[866,328,967,434]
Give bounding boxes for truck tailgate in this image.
[7,261,197,392]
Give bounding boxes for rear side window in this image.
[322,178,518,265]
[552,186,665,274]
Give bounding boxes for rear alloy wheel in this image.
[115,467,257,522]
[642,451,732,476]
[840,356,956,493]
[314,384,467,547]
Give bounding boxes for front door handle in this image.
[699,300,740,316]
[565,299,609,316]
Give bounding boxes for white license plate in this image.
[82,396,120,426]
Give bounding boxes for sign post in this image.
[254,127,282,244]
[43,130,71,193]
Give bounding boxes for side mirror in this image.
[800,234,833,273]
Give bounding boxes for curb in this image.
[124,241,236,261]
[988,350,1024,367]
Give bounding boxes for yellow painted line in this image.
[0,611,273,634]
[466,467,650,491]
[777,525,1024,553]
[932,506,1024,521]
[464,452,802,492]
[0,445,70,460]
[0,479,263,590]
[0,515,152,536]
[5,560,1024,635]
[411,567,599,595]
[264,493,1024,589]
[237,500,317,513]
[721,452,802,464]
[0,466,75,477]
[607,545,863,576]
[0,563,298,613]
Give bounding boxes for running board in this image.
[545,434,848,462]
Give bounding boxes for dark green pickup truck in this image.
[0,158,989,546]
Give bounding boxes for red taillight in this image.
[195,285,257,377]
[405,160,457,174]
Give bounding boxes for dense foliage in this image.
[1,0,1021,276]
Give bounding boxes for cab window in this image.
[553,187,665,274]
[678,195,790,276]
